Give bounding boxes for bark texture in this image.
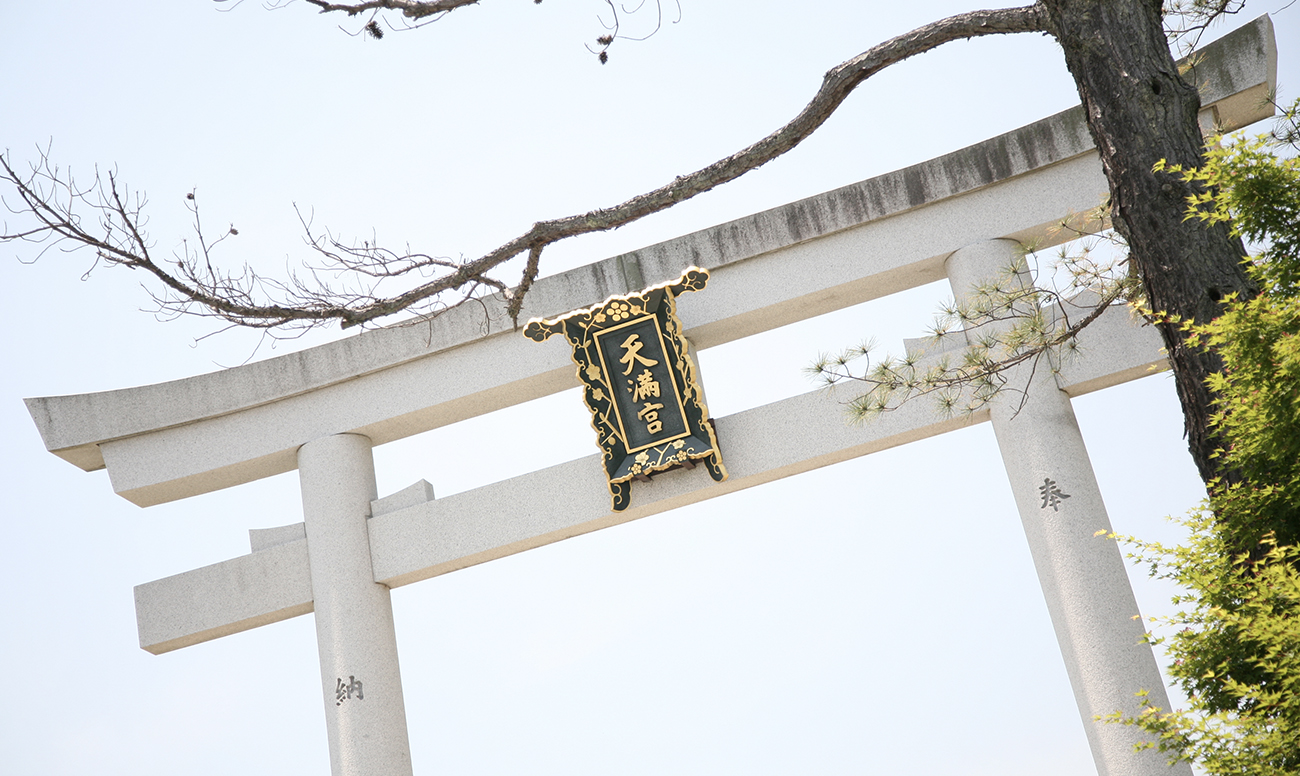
[1041,0,1256,484]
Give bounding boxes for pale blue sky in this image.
[2,2,1296,774]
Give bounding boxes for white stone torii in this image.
[25,17,1277,776]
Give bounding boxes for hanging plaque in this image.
[524,267,726,511]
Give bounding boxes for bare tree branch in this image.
[1162,0,1244,54]
[298,0,483,20]
[587,0,681,63]
[281,0,675,56]
[4,3,1048,332]
[0,152,502,330]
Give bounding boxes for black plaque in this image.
[524,267,726,511]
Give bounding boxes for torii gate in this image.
[26,17,1277,776]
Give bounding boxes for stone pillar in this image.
[946,240,1188,776]
[298,433,414,776]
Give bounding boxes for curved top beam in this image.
[25,16,1276,506]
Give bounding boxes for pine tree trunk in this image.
[1040,0,1256,485]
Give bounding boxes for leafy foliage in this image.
[1107,514,1300,775]
[1156,119,1300,297]
[1108,99,1300,774]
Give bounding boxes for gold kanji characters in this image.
[618,333,659,375]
